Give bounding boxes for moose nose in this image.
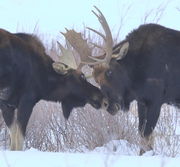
[114,103,121,111]
[102,97,109,110]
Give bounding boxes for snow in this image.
[1,103,179,167]
[0,140,179,167]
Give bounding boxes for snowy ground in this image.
[0,140,180,167]
[0,103,179,167]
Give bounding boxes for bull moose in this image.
[0,29,108,150]
[62,6,180,154]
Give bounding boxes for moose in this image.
[62,6,180,154]
[0,29,108,150]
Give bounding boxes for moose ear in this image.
[112,42,129,60]
[52,62,70,75]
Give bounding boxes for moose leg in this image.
[1,104,15,129]
[7,91,38,151]
[0,104,17,150]
[9,116,24,150]
[2,106,25,151]
[138,101,161,155]
[15,92,38,150]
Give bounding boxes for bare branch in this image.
[142,0,170,23]
[177,7,180,12]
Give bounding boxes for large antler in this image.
[61,29,98,69]
[52,41,78,74]
[61,6,113,68]
[87,6,113,65]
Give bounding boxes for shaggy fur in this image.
[0,29,106,150]
[96,24,180,154]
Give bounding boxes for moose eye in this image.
[63,64,69,70]
[105,70,112,78]
[80,74,86,80]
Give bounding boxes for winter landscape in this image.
[0,101,179,167]
[0,0,180,167]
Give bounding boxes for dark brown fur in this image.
[94,24,180,154]
[0,29,106,150]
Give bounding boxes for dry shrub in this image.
[0,111,9,150]
[25,100,139,152]
[154,104,180,157]
[0,99,179,157]
[23,100,179,157]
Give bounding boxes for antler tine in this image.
[60,6,113,70]
[89,42,105,50]
[55,38,78,70]
[91,6,113,64]
[57,41,66,54]
[86,27,106,40]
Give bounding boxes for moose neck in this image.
[42,69,69,102]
